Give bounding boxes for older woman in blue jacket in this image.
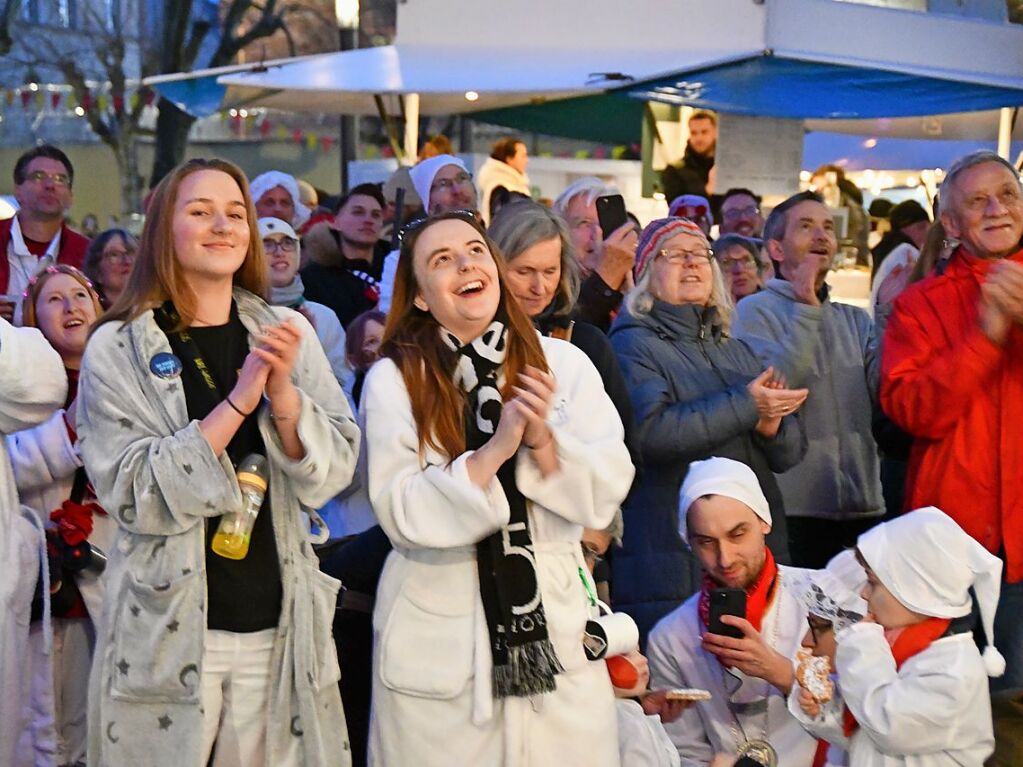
[609,217,808,642]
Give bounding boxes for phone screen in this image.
[596,194,628,240]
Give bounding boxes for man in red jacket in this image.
[0,144,89,323]
[881,149,1023,691]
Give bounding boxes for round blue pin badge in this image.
[150,352,183,379]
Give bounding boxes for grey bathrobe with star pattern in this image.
[76,288,360,767]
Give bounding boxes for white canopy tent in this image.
[145,0,1023,161]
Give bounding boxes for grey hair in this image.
[940,150,1022,210]
[713,234,766,275]
[488,201,581,315]
[552,176,618,219]
[624,251,734,334]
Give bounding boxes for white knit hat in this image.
[678,457,771,544]
[857,506,1006,677]
[788,549,868,633]
[409,154,469,211]
[249,171,311,228]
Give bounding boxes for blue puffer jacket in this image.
[609,300,806,643]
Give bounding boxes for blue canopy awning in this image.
[627,56,1023,121]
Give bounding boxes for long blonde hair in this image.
[381,212,548,460]
[94,158,268,332]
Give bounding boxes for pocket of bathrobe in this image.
[109,570,203,703]
[379,579,474,699]
[298,568,342,690]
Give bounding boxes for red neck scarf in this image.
[841,617,951,737]
[698,548,778,634]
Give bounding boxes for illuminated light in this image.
[239,109,248,118]
[464,91,480,102]
[74,106,85,116]
[863,138,878,149]
[906,176,919,187]
[799,170,812,182]
[863,169,875,180]
[229,109,238,117]
[653,191,666,201]
[28,83,39,92]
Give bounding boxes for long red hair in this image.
[381,212,548,460]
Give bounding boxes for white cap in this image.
[788,549,868,633]
[257,217,298,241]
[857,507,1006,677]
[409,155,469,211]
[249,171,311,227]
[678,457,771,544]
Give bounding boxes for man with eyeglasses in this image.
[718,189,765,239]
[377,155,480,314]
[1,145,89,323]
[302,183,389,329]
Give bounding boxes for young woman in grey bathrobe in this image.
[76,158,361,767]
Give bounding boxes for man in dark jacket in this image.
[1,144,88,322]
[661,111,717,205]
[301,183,389,328]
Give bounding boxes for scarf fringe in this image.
[492,639,565,698]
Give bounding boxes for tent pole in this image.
[375,95,405,161]
[998,107,1013,160]
[404,93,420,163]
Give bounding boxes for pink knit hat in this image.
[634,217,708,282]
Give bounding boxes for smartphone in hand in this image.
[708,587,746,639]
[596,194,629,240]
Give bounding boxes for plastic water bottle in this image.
[212,454,269,560]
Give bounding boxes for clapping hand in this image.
[747,367,808,437]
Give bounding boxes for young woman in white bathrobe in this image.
[363,211,634,766]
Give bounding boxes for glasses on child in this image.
[263,237,297,253]
[580,541,605,568]
[806,615,834,643]
[24,170,72,188]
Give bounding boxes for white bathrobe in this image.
[363,335,634,766]
[647,565,818,767]
[0,319,67,767]
[832,622,994,766]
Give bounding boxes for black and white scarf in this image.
[440,319,564,698]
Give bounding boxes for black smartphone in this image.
[708,587,746,639]
[596,194,629,240]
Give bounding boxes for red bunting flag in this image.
[259,119,272,138]
[113,94,124,114]
[21,90,31,107]
[292,128,304,143]
[80,92,92,112]
[320,136,334,153]
[51,92,61,109]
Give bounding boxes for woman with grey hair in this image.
[712,233,767,305]
[608,217,808,642]
[488,201,634,452]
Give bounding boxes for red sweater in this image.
[0,215,89,292]
[881,247,1023,581]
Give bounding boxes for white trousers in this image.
[200,628,296,767]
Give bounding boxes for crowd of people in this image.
[1,133,1022,767]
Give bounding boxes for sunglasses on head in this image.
[398,209,480,243]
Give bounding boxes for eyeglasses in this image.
[717,254,757,270]
[659,247,712,265]
[580,541,605,567]
[674,204,708,219]
[431,172,474,193]
[721,205,760,221]
[398,209,480,243]
[806,616,834,643]
[263,237,297,253]
[102,249,136,264]
[24,170,72,188]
